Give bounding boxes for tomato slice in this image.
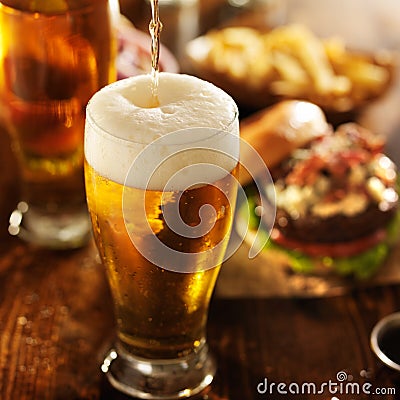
[271,228,387,258]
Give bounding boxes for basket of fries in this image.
[185,24,395,123]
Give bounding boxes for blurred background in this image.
[118,0,400,58]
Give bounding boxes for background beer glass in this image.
[84,73,239,398]
[0,0,118,248]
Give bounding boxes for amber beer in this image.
[85,162,238,358]
[0,0,116,247]
[84,72,239,398]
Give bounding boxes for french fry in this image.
[271,50,309,85]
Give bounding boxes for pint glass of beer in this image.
[0,0,118,248]
[84,72,239,398]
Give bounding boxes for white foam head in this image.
[85,72,239,190]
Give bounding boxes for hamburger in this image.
[241,101,399,278]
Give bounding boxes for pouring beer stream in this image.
[149,0,162,106]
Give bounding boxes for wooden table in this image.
[2,1,400,399]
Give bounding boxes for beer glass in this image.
[84,72,239,398]
[0,0,118,248]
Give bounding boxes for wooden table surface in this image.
[2,1,400,399]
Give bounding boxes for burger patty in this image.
[275,202,397,243]
[269,123,398,244]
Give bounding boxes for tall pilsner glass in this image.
[0,0,117,248]
[84,72,239,398]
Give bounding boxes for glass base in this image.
[8,201,92,249]
[101,343,216,399]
